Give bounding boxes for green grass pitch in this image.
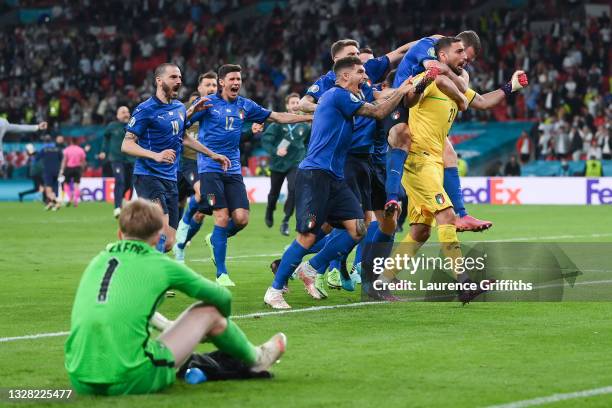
[2,202,612,407]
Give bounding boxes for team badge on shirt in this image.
[392,110,400,120]
[435,193,445,205]
[307,213,317,230]
[239,110,245,120]
[308,84,319,93]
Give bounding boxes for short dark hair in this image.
[457,30,481,56]
[218,64,242,79]
[330,39,359,58]
[359,47,374,55]
[154,63,178,78]
[285,92,300,104]
[384,69,397,87]
[333,56,363,75]
[198,70,218,85]
[434,37,462,56]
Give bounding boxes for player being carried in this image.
[385,30,493,232]
[65,199,286,395]
[369,37,528,302]
[264,56,438,309]
[189,64,312,287]
[173,71,220,263]
[122,63,230,254]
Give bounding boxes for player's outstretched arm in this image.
[357,79,414,120]
[267,111,313,124]
[470,71,528,111]
[298,95,318,114]
[121,131,176,163]
[182,135,231,171]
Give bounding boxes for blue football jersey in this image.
[305,70,376,154]
[299,86,365,180]
[363,55,390,84]
[191,94,271,174]
[126,96,187,181]
[393,37,438,87]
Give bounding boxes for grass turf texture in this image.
[1,202,612,407]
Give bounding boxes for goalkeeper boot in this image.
[252,333,287,373]
[455,215,493,232]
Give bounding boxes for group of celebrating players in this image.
[65,30,528,395]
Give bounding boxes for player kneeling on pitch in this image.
[65,199,286,395]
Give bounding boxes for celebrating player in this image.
[376,37,528,302]
[100,106,135,218]
[65,199,287,395]
[385,31,493,232]
[264,56,437,309]
[261,92,311,236]
[174,71,219,262]
[189,64,312,287]
[121,62,230,253]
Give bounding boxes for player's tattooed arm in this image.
[121,131,176,163]
[268,111,313,124]
[182,135,231,171]
[356,78,414,120]
[298,95,318,114]
[356,219,367,237]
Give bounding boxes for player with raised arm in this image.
[378,37,528,303]
[100,106,134,218]
[189,64,312,287]
[173,72,219,263]
[65,199,286,395]
[0,117,47,168]
[121,63,230,254]
[263,56,437,309]
[385,31,493,232]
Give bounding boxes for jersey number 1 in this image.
[98,258,119,302]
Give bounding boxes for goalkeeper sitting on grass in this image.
[65,199,286,395]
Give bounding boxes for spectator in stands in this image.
[504,155,521,176]
[569,125,584,161]
[485,160,503,177]
[586,138,602,160]
[554,122,570,160]
[457,153,468,177]
[585,155,603,177]
[516,131,532,163]
[598,125,611,160]
[558,158,571,176]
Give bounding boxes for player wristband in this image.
[500,82,512,97]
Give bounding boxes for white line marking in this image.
[484,385,612,408]
[191,253,282,263]
[0,301,387,343]
[479,232,612,242]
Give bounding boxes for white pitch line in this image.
[191,253,282,263]
[479,232,612,243]
[0,301,387,343]
[484,385,612,408]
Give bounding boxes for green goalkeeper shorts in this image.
[69,340,176,395]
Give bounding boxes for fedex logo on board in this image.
[586,179,612,204]
[462,178,522,204]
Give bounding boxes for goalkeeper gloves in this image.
[501,70,528,96]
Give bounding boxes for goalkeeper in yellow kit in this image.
[392,36,528,302]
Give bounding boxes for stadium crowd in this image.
[0,0,610,173]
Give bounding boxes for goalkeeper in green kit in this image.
[65,199,287,395]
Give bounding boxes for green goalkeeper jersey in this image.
[65,240,231,383]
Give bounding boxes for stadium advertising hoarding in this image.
[76,177,612,205]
